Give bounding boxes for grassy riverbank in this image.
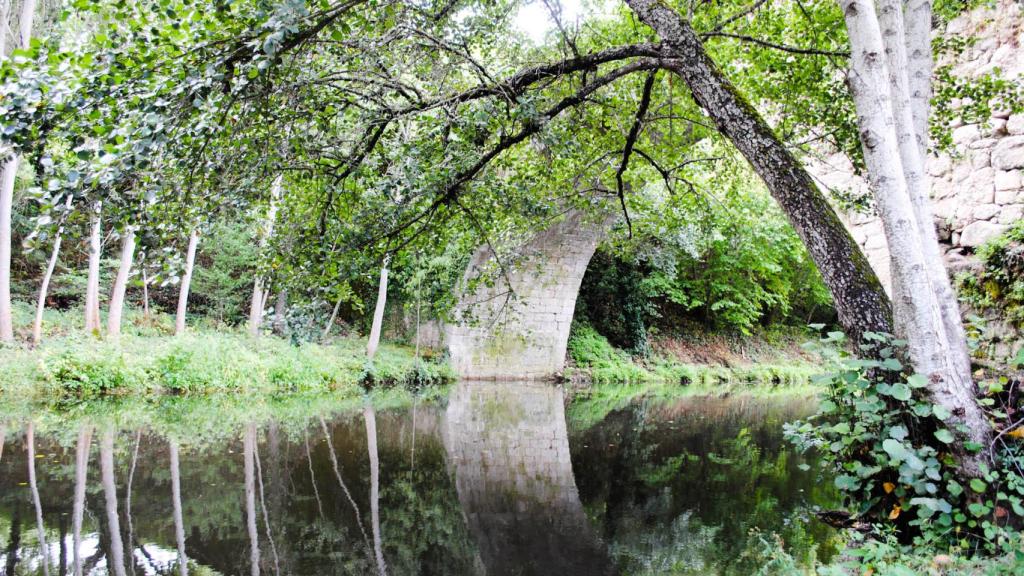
[0,307,453,402]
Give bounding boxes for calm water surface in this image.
[0,382,837,575]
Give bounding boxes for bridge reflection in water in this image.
[444,381,617,576]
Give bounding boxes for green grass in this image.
[0,304,453,403]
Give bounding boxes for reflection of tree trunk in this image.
[58,513,68,576]
[304,431,325,519]
[100,431,127,576]
[254,428,280,575]
[318,417,371,552]
[244,425,261,576]
[4,505,21,576]
[364,405,388,576]
[27,422,51,576]
[169,441,189,576]
[73,426,93,576]
[124,431,141,576]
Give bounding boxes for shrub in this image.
[785,331,1024,560]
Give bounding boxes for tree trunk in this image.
[0,0,36,343]
[101,431,127,576]
[248,176,283,337]
[73,426,92,576]
[141,269,150,321]
[323,296,343,339]
[364,405,388,576]
[175,229,200,336]
[27,422,51,576]
[33,233,64,346]
[84,202,103,334]
[366,255,391,360]
[107,228,137,338]
[244,424,260,576]
[622,0,893,345]
[271,290,287,336]
[0,423,6,463]
[169,441,188,576]
[0,156,16,343]
[840,0,989,474]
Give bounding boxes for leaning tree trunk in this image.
[0,0,38,343]
[622,0,892,345]
[107,228,137,338]
[366,255,391,360]
[248,176,283,337]
[840,0,989,475]
[84,202,103,334]
[175,229,200,336]
[33,231,65,346]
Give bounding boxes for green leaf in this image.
[934,429,954,443]
[933,405,951,420]
[882,438,910,462]
[970,478,987,493]
[889,383,912,401]
[906,374,928,388]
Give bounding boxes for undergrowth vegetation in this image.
[958,221,1024,328]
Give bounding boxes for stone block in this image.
[926,154,952,177]
[995,169,1022,191]
[960,220,1009,247]
[1007,114,1024,136]
[973,203,1000,220]
[931,176,955,199]
[953,124,982,145]
[932,196,958,220]
[972,149,991,169]
[969,137,997,150]
[996,204,1022,225]
[993,136,1024,170]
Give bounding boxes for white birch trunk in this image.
[366,255,391,360]
[169,441,189,576]
[101,430,128,576]
[0,156,16,342]
[141,268,151,321]
[878,0,971,379]
[33,233,63,346]
[840,0,989,474]
[84,202,103,333]
[323,296,343,339]
[248,176,282,337]
[107,228,137,338]
[27,422,50,576]
[72,426,92,576]
[0,0,36,343]
[0,423,5,463]
[244,424,261,576]
[175,229,199,336]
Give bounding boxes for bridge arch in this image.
[445,209,613,380]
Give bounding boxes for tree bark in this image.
[248,176,283,337]
[840,0,989,474]
[175,229,200,336]
[0,0,36,343]
[0,156,16,342]
[623,0,893,345]
[27,422,51,576]
[33,232,64,346]
[107,228,137,338]
[169,441,188,576]
[366,255,391,360]
[141,269,150,321]
[244,424,261,576]
[84,202,103,334]
[364,404,388,576]
[323,296,343,339]
[100,431,127,576]
[271,290,287,336]
[73,426,93,576]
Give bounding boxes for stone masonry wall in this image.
[808,0,1023,357]
[445,209,612,379]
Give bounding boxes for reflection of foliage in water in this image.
[571,394,841,575]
